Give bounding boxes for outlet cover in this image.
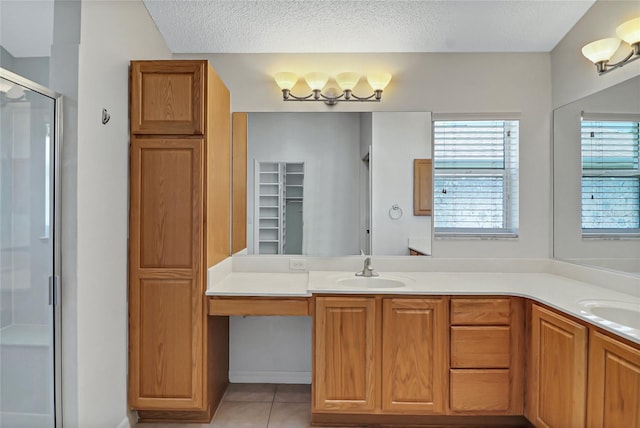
[289,258,307,271]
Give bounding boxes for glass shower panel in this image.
[0,76,56,427]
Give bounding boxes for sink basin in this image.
[579,300,640,330]
[337,276,407,289]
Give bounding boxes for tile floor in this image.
[140,383,344,428]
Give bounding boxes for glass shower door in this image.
[0,70,60,427]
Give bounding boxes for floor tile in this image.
[223,383,276,402]
[266,402,310,428]
[274,384,311,403]
[211,401,272,428]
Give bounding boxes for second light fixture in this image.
[274,71,392,105]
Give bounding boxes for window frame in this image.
[580,115,640,238]
[432,116,520,239]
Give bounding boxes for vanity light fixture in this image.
[582,16,640,75]
[273,71,392,106]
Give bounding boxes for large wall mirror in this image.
[239,111,433,257]
[553,75,640,276]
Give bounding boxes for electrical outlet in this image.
[289,258,307,271]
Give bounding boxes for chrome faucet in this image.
[356,257,379,277]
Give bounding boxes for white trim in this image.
[229,370,311,384]
[581,112,640,122]
[116,415,133,428]
[432,112,521,121]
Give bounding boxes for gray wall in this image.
[247,112,362,256]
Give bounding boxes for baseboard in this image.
[0,412,52,426]
[117,413,134,428]
[229,370,311,384]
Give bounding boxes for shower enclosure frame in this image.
[0,67,63,427]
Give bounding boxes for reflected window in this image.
[433,120,519,237]
[581,119,640,235]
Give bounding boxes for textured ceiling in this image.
[143,0,596,54]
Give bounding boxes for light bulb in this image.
[581,38,621,63]
[304,72,329,91]
[616,17,640,45]
[274,72,298,90]
[335,72,360,91]
[367,72,392,91]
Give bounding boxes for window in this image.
[581,118,640,236]
[433,119,519,237]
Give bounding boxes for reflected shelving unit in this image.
[255,161,304,254]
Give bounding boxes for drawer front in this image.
[208,297,310,316]
[450,369,511,412]
[451,298,511,325]
[451,326,510,368]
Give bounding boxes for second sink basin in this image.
[579,299,640,330]
[337,276,407,289]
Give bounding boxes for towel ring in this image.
[389,204,403,220]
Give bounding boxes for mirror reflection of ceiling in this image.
[0,0,54,58]
[142,0,595,53]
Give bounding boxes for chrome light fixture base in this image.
[280,88,384,106]
[594,43,640,75]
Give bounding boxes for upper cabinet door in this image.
[131,61,205,135]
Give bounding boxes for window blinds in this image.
[581,120,640,232]
[433,120,519,235]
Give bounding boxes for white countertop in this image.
[207,258,640,344]
[206,272,310,296]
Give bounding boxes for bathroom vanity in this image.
[127,59,640,427]
[206,260,640,427]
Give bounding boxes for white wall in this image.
[371,112,432,255]
[359,113,372,253]
[229,316,312,384]
[73,1,171,426]
[551,0,640,108]
[247,113,362,256]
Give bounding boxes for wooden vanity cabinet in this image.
[313,296,447,416]
[128,60,230,422]
[449,297,524,415]
[526,304,588,428]
[382,298,447,413]
[314,297,377,412]
[587,330,640,427]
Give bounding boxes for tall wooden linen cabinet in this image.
[128,60,231,422]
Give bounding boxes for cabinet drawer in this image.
[450,369,510,412]
[208,297,310,316]
[451,298,511,325]
[451,326,510,368]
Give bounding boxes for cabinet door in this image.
[314,297,376,412]
[413,159,432,216]
[382,298,446,413]
[587,330,640,428]
[131,61,205,135]
[129,137,205,409]
[527,305,587,427]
